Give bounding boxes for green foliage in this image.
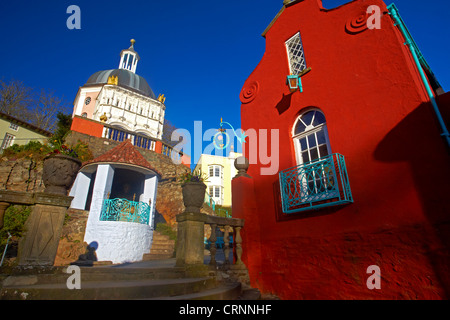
[72,140,94,162]
[1,141,50,161]
[0,205,31,255]
[178,169,208,185]
[155,223,177,241]
[51,112,72,145]
[215,205,232,218]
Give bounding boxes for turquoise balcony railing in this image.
[100,198,151,225]
[205,192,216,211]
[279,153,353,213]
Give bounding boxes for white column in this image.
[84,164,115,243]
[141,175,158,228]
[69,171,92,210]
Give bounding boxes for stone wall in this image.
[54,209,89,266]
[0,158,45,193]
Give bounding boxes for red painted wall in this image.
[71,116,104,138]
[235,0,450,299]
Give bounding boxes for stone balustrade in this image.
[175,211,245,270]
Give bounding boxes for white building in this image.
[72,39,165,141]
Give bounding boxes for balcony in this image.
[279,153,353,213]
[100,198,151,225]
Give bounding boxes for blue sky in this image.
[1,0,449,165]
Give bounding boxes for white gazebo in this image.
[69,139,161,264]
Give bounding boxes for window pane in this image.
[301,111,314,126]
[312,112,326,126]
[319,144,329,157]
[209,167,213,177]
[308,134,316,148]
[310,147,318,161]
[215,167,220,177]
[215,187,220,198]
[300,137,307,150]
[209,187,213,195]
[294,121,306,135]
[302,151,310,163]
[317,129,326,145]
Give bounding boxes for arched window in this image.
[292,109,331,165]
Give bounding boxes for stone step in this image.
[144,232,176,260]
[149,248,174,254]
[146,282,242,300]
[142,253,174,260]
[1,276,218,300]
[151,240,175,247]
[1,267,187,286]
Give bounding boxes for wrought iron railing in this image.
[100,198,151,225]
[279,153,353,213]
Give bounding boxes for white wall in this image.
[80,164,158,264]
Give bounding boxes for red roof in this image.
[82,139,161,176]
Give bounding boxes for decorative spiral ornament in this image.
[240,81,259,104]
[345,13,369,34]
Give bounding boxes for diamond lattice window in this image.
[286,32,307,75]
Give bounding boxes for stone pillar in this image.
[175,212,206,267]
[17,193,73,266]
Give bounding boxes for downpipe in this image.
[388,4,450,150]
[0,232,12,267]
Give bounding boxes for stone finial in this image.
[234,156,251,178]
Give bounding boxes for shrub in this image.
[0,205,31,258]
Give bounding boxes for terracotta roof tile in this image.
[82,139,161,176]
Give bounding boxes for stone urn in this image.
[181,182,207,213]
[42,154,82,196]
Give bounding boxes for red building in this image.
[233,0,450,299]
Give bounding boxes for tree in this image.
[0,79,70,132]
[52,112,73,144]
[0,79,33,122]
[161,119,179,147]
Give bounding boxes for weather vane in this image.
[213,118,247,150]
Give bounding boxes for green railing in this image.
[100,198,151,225]
[279,153,353,213]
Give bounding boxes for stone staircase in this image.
[142,231,175,261]
[0,265,245,300]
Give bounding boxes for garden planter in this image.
[42,154,82,196]
[181,182,207,213]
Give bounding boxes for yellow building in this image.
[194,152,241,208]
[0,112,52,151]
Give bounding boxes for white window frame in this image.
[292,110,335,200]
[285,32,307,76]
[9,123,19,131]
[208,165,223,178]
[292,109,332,166]
[1,133,15,150]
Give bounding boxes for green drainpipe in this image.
[388,3,450,149]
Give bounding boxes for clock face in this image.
[85,97,91,105]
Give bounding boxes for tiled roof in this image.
[82,139,161,176]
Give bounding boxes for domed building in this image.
[72,40,165,143]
